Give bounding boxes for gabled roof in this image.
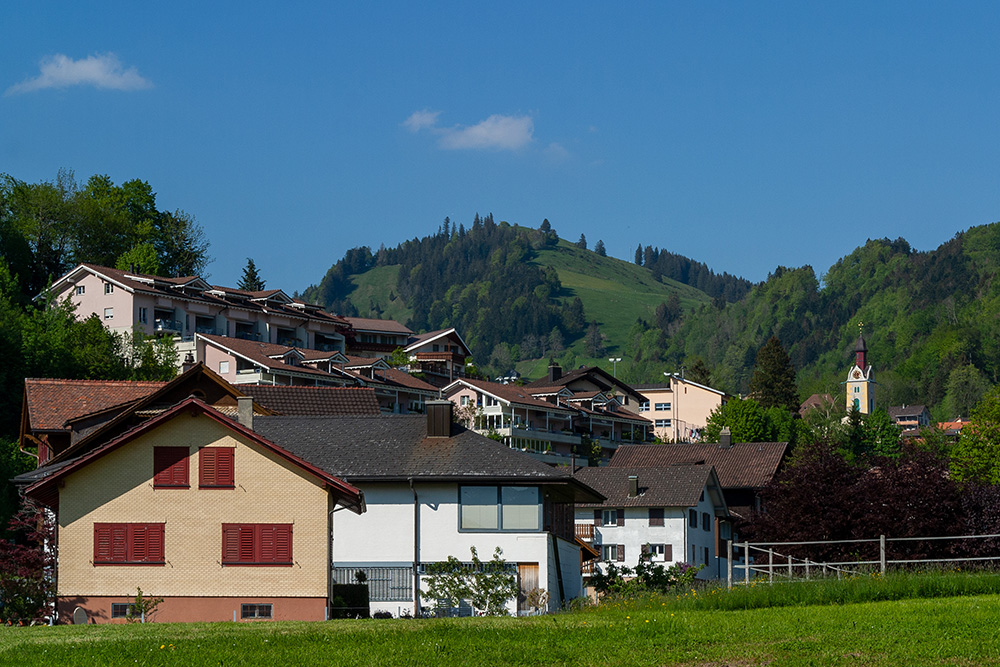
[23,398,364,514]
[253,415,603,502]
[405,328,471,356]
[632,376,727,398]
[444,378,575,414]
[608,442,789,490]
[22,378,165,432]
[525,366,645,404]
[342,317,414,335]
[46,362,276,465]
[372,368,439,393]
[198,334,357,383]
[343,356,391,370]
[888,405,929,419]
[238,386,381,416]
[574,465,727,514]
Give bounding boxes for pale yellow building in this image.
[634,375,728,442]
[25,398,363,624]
[845,334,875,414]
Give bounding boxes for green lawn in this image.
[6,589,1000,665]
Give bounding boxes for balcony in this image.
[153,318,182,334]
[575,524,595,541]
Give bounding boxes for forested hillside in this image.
[305,215,1000,423]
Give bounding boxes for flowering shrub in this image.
[590,555,704,598]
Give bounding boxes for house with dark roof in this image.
[525,361,647,412]
[342,317,414,359]
[19,396,364,624]
[442,378,652,465]
[47,263,353,368]
[607,438,789,519]
[573,465,730,580]
[403,327,471,387]
[888,405,931,435]
[249,400,603,616]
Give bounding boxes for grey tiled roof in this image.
[253,415,602,501]
[574,465,715,508]
[609,442,788,490]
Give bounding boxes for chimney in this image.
[548,360,562,383]
[425,399,453,438]
[719,427,732,449]
[628,475,639,497]
[182,352,197,373]
[238,396,254,430]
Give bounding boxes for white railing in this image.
[727,533,1000,587]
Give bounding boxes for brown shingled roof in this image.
[239,386,381,416]
[24,378,165,431]
[449,378,574,413]
[608,441,788,490]
[342,317,414,335]
[574,465,724,510]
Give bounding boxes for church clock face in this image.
[852,370,862,379]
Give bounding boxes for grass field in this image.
[7,573,1000,666]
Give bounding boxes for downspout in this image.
[410,478,420,616]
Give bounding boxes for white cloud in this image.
[543,142,570,162]
[405,110,534,151]
[6,53,152,96]
[402,109,441,132]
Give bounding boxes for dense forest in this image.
[304,215,1000,424]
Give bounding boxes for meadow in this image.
[5,571,1000,666]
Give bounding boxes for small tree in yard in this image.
[0,501,55,624]
[422,546,518,616]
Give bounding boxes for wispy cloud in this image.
[405,110,534,151]
[6,53,152,96]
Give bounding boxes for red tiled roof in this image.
[609,441,789,490]
[375,368,438,393]
[342,317,413,335]
[239,386,381,416]
[199,334,350,381]
[24,378,165,431]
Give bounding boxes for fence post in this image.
[768,548,774,583]
[787,553,792,579]
[743,541,750,584]
[880,534,886,575]
[727,539,733,589]
[805,559,811,580]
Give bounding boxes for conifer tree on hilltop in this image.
[748,336,800,412]
[238,258,266,292]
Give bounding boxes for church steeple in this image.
[845,323,875,414]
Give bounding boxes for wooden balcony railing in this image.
[575,524,595,541]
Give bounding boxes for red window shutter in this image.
[222,524,240,562]
[616,544,625,562]
[154,447,189,487]
[130,524,148,561]
[275,525,292,563]
[649,508,664,527]
[239,526,255,562]
[94,524,113,561]
[593,509,601,526]
[259,524,276,562]
[616,510,625,527]
[200,448,217,486]
[110,524,128,562]
[200,448,235,487]
[148,524,165,562]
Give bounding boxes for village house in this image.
[632,374,728,443]
[524,362,647,411]
[403,328,471,388]
[342,317,414,359]
[572,465,730,581]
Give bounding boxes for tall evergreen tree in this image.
[748,336,800,412]
[634,244,643,266]
[238,258,266,292]
[576,234,587,250]
[594,240,607,257]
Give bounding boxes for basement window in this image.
[241,603,273,619]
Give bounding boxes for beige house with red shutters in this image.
[23,397,364,624]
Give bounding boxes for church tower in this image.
[845,332,875,414]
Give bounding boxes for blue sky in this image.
[3,2,999,293]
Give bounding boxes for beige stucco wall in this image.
[57,412,330,599]
[643,382,725,442]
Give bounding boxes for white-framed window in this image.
[219,361,230,374]
[638,401,649,412]
[104,307,114,320]
[602,544,624,562]
[460,395,469,407]
[75,285,85,295]
[137,307,147,324]
[646,543,670,561]
[602,509,618,526]
[655,402,671,411]
[655,419,671,428]
[104,282,114,294]
[459,485,540,532]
